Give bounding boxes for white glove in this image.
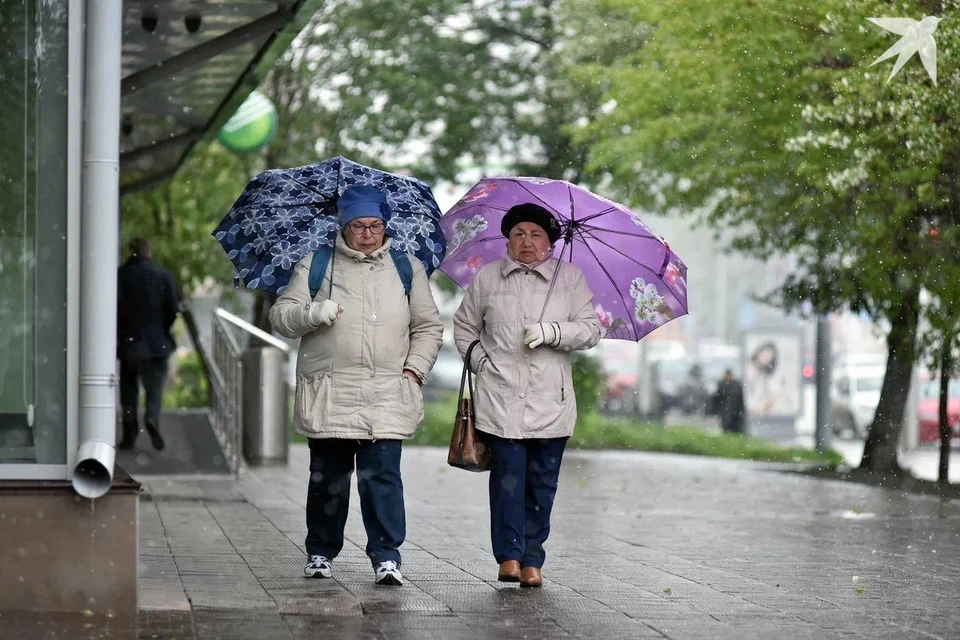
[308,300,342,327]
[523,323,559,349]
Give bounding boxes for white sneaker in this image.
[374,560,403,586]
[304,555,332,578]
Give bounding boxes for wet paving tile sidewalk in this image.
[5,445,960,639]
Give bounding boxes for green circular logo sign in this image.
[218,91,278,153]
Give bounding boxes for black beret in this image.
[500,203,562,243]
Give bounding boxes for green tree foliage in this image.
[276,0,641,183]
[232,0,644,303]
[572,351,606,415]
[122,0,648,300]
[121,142,249,295]
[286,0,549,181]
[163,351,210,409]
[573,0,960,472]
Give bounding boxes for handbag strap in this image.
[459,340,480,401]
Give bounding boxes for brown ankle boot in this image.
[498,560,521,582]
[520,566,542,588]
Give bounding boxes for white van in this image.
[830,354,885,438]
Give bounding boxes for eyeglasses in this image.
[347,221,386,235]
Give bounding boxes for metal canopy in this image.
[119,0,310,193]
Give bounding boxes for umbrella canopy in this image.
[213,156,446,294]
[439,177,688,341]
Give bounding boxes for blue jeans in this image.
[305,438,405,566]
[488,435,568,568]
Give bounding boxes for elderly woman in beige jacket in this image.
[453,202,601,588]
[270,184,442,587]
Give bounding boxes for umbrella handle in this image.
[328,253,335,299]
[537,260,562,324]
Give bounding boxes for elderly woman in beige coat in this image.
[270,184,442,587]
[453,202,601,588]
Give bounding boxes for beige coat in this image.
[270,236,443,440]
[453,257,601,439]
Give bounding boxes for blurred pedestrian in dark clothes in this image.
[117,237,179,450]
[713,369,746,435]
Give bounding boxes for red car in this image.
[917,379,960,443]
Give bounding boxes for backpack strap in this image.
[307,245,334,300]
[310,245,412,300]
[389,249,413,299]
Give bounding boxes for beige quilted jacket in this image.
[270,236,443,439]
[453,257,601,439]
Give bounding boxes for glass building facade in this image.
[0,1,70,469]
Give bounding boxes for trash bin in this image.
[241,346,289,465]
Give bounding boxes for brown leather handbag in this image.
[447,340,491,472]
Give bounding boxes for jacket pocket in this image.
[398,375,425,428]
[475,358,508,391]
[295,373,333,434]
[528,354,567,402]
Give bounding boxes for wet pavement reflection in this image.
[5,446,959,639]
[0,612,138,640]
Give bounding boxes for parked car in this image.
[830,354,885,439]
[917,378,960,443]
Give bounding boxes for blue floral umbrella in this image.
[212,156,446,293]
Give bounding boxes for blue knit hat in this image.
[337,185,392,226]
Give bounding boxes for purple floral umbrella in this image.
[439,177,688,341]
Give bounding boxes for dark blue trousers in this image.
[488,435,568,568]
[119,354,169,439]
[306,438,405,566]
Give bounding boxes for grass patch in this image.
[569,412,843,465]
[414,397,840,465]
[408,394,461,446]
[793,466,960,499]
[291,394,840,465]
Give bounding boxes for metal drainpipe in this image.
[73,0,123,499]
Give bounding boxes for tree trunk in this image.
[860,288,920,474]
[939,337,953,485]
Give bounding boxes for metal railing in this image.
[210,313,243,475]
[209,308,290,475]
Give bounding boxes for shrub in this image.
[163,350,209,408]
[572,352,606,415]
